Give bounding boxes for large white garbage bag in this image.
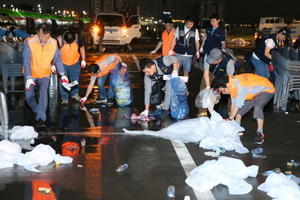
[123,109,248,154]
[16,144,56,172]
[9,126,38,140]
[258,172,300,200]
[186,156,258,195]
[0,140,22,164]
[123,117,208,143]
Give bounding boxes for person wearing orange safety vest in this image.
[211,74,275,144]
[79,54,127,106]
[150,18,176,56]
[23,23,68,128]
[56,31,86,106]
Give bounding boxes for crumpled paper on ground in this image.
[258,172,300,200]
[0,141,73,172]
[123,110,248,154]
[185,156,258,195]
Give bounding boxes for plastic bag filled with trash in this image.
[123,109,247,154]
[0,141,73,172]
[110,68,133,107]
[195,88,220,110]
[170,77,189,119]
[185,156,258,195]
[258,172,300,200]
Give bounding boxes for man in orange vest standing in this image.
[211,74,275,144]
[79,53,127,106]
[150,19,176,56]
[23,23,68,128]
[56,31,86,106]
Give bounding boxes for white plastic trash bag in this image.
[10,126,38,140]
[16,144,56,172]
[0,140,22,164]
[54,154,73,164]
[258,172,300,200]
[195,88,220,111]
[185,156,258,195]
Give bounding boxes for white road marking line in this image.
[171,140,215,200]
[132,55,141,71]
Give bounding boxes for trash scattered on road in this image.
[167,185,175,198]
[262,168,281,176]
[77,164,83,168]
[38,187,51,194]
[251,148,267,158]
[204,151,220,157]
[89,108,100,115]
[116,164,128,172]
[287,160,300,167]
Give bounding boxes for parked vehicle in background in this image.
[254,17,300,45]
[90,13,141,50]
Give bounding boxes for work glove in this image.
[150,50,156,55]
[268,62,274,71]
[79,97,87,104]
[81,60,86,68]
[80,138,86,146]
[224,118,233,122]
[25,79,36,91]
[206,86,210,90]
[121,62,127,68]
[168,50,174,56]
[140,110,149,117]
[200,47,204,53]
[196,51,200,59]
[51,65,57,73]
[61,75,69,83]
[80,105,87,111]
[171,70,178,78]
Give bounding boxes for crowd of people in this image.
[0,11,295,145]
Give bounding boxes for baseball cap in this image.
[278,29,289,37]
[206,48,223,64]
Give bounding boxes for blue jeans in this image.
[25,76,50,121]
[59,62,81,100]
[97,63,121,98]
[175,53,192,72]
[251,56,269,79]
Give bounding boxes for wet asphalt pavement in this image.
[0,40,300,200]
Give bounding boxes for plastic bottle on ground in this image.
[116,164,128,172]
[211,146,226,153]
[251,147,263,155]
[167,185,175,198]
[286,174,300,184]
[262,168,281,176]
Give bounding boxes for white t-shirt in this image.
[174,25,200,41]
[252,38,277,60]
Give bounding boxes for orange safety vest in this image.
[27,35,57,78]
[93,54,119,77]
[161,28,176,56]
[229,73,275,100]
[31,180,57,200]
[57,34,80,65]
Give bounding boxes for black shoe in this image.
[254,132,265,144]
[36,119,46,128]
[106,97,114,107]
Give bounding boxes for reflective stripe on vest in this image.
[94,54,119,77]
[229,74,275,100]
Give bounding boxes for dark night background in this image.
[2,0,300,24]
